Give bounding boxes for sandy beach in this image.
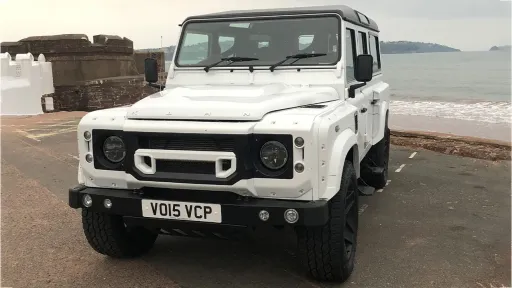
[390,114,511,143]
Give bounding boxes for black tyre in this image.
[82,210,158,258]
[296,160,359,282]
[361,111,390,189]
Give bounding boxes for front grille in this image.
[124,131,292,185]
[156,160,215,175]
[139,135,235,152]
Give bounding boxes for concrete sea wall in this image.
[1,52,54,115]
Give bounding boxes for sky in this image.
[0,0,510,51]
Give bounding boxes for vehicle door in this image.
[345,28,372,157]
[356,30,374,151]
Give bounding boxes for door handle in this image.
[360,107,367,113]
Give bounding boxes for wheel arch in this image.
[372,101,390,145]
[319,129,359,201]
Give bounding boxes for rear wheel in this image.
[296,160,358,282]
[82,210,158,258]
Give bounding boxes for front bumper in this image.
[68,185,329,227]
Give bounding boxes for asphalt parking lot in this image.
[1,112,511,288]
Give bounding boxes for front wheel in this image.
[82,210,158,258]
[296,160,358,282]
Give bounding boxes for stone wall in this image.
[18,34,134,56]
[0,42,28,55]
[0,34,166,112]
[51,72,167,112]
[47,54,139,86]
[2,34,139,86]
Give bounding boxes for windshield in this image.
[175,15,341,68]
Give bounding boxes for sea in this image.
[165,51,512,141]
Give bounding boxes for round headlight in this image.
[260,141,288,170]
[102,136,126,163]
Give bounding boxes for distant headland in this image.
[379,41,460,54]
[489,45,511,52]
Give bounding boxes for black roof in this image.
[182,5,379,32]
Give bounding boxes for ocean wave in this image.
[390,100,511,124]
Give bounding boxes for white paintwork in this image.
[127,84,339,121]
[76,13,390,202]
[0,52,54,116]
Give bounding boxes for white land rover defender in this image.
[68,5,390,283]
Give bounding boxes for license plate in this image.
[141,199,222,223]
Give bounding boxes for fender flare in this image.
[373,101,389,145]
[320,129,359,200]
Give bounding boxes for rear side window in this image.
[369,35,381,72]
[219,36,234,53]
[298,35,314,50]
[357,32,368,55]
[345,28,356,83]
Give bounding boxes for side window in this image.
[258,41,269,48]
[298,35,314,50]
[345,28,356,83]
[328,33,339,53]
[219,36,234,53]
[177,32,209,64]
[251,34,271,59]
[357,31,368,55]
[369,35,381,72]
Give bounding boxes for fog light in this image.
[259,210,270,221]
[83,194,92,207]
[294,162,305,173]
[104,199,112,209]
[294,137,305,148]
[284,209,299,224]
[85,153,93,163]
[84,131,91,141]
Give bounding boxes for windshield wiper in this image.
[204,56,259,72]
[269,53,327,72]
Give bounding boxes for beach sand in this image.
[390,114,511,143]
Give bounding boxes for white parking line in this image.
[409,152,417,159]
[386,180,391,186]
[395,164,406,173]
[15,129,41,142]
[30,127,78,139]
[16,126,77,141]
[358,204,368,215]
[376,189,384,193]
[45,120,79,127]
[68,154,80,161]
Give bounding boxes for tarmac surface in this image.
[1,112,511,288]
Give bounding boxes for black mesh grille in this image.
[139,135,235,152]
[156,160,215,175]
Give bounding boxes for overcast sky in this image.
[0,0,510,51]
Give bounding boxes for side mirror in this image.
[144,58,159,83]
[354,54,373,83]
